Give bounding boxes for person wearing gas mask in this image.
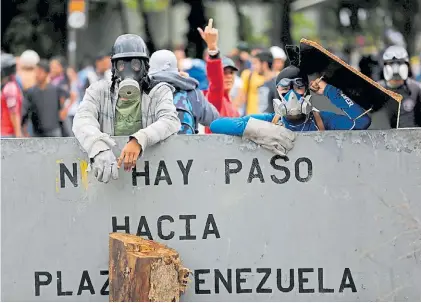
[378,45,421,128]
[72,34,180,183]
[209,62,371,156]
[1,53,23,138]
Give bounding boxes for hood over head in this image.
[148,49,199,91]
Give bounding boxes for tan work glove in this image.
[243,117,296,157]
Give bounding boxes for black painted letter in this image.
[215,269,232,294]
[236,268,252,293]
[298,268,315,293]
[270,155,291,184]
[132,161,150,186]
[177,160,193,185]
[60,163,78,188]
[295,157,313,182]
[179,215,196,240]
[77,270,95,295]
[247,158,265,183]
[195,269,211,294]
[202,214,221,239]
[225,159,242,184]
[112,216,130,233]
[256,268,272,293]
[35,271,52,296]
[100,270,109,296]
[157,215,175,240]
[318,268,334,293]
[154,160,172,185]
[277,269,294,292]
[339,268,357,293]
[136,216,153,240]
[57,271,73,296]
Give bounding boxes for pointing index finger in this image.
[208,18,213,28]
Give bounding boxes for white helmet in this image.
[383,45,409,81]
[270,46,287,61]
[20,50,40,68]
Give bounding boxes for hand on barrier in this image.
[243,117,296,157]
[91,149,119,183]
[117,138,142,172]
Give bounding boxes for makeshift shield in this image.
[296,38,402,111]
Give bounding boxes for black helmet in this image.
[111,34,149,61]
[1,53,16,79]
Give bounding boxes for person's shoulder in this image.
[2,81,20,97]
[87,79,112,91]
[148,82,175,99]
[241,69,251,78]
[25,85,37,95]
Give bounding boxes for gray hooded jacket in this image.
[72,79,181,159]
[149,72,219,127]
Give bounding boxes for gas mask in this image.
[273,78,312,118]
[114,58,145,100]
[382,45,409,82]
[383,61,408,82]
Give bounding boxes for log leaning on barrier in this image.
[109,233,191,302]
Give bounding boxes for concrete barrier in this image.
[1,131,421,301]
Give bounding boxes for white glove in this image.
[91,149,119,183]
[243,117,296,156]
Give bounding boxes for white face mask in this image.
[383,63,408,81]
[273,89,312,118]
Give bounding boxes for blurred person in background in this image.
[377,45,421,128]
[416,53,421,82]
[174,44,209,90]
[49,56,74,136]
[16,50,40,92]
[1,53,23,138]
[50,56,70,90]
[228,54,243,103]
[22,60,69,137]
[77,57,95,95]
[66,66,81,128]
[234,50,265,115]
[270,46,287,73]
[81,52,113,94]
[255,51,278,113]
[229,41,252,73]
[198,19,240,133]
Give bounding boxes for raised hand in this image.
[197,18,218,51]
[309,76,327,95]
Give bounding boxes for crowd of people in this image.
[2,19,421,182]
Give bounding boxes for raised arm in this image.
[310,80,371,130]
[198,18,224,112]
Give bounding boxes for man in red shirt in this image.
[1,53,23,138]
[198,19,239,133]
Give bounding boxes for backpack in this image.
[173,90,197,134]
